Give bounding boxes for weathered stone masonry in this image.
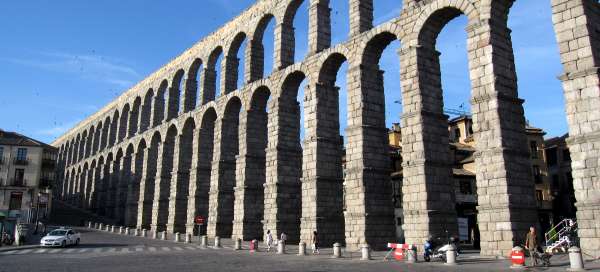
[51,0,600,257]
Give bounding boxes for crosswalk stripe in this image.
[121,248,130,253]
[173,247,183,251]
[148,247,157,251]
[93,248,103,253]
[185,246,196,250]
[64,248,76,253]
[76,248,88,253]
[161,247,171,251]
[0,250,16,255]
[15,249,33,254]
[49,249,62,254]
[34,249,48,253]
[135,247,144,252]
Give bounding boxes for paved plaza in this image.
[1,227,599,272]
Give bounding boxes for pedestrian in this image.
[280,232,287,245]
[525,226,539,267]
[265,230,273,252]
[311,231,319,254]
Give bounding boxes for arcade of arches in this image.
[51,0,600,258]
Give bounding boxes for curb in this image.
[0,245,40,253]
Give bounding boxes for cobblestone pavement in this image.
[1,227,599,272]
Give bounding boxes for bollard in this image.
[510,246,525,268]
[142,229,148,238]
[445,245,457,265]
[88,221,93,228]
[361,244,370,260]
[99,223,103,230]
[298,242,306,256]
[111,226,116,233]
[152,230,158,239]
[250,239,259,253]
[185,233,192,243]
[161,231,167,240]
[134,229,140,236]
[277,240,285,254]
[333,242,342,258]
[95,223,99,229]
[125,227,130,235]
[406,246,417,263]
[200,235,208,248]
[214,236,221,248]
[174,232,181,242]
[568,246,585,271]
[234,238,242,250]
[119,226,124,234]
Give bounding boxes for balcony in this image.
[9,178,27,187]
[13,158,29,166]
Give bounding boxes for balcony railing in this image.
[9,178,27,187]
[13,158,29,165]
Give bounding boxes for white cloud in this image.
[2,51,140,88]
[37,119,82,137]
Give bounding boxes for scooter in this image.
[424,236,460,262]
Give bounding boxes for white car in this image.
[40,228,80,247]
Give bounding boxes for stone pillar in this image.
[232,109,266,240]
[222,55,240,95]
[137,146,157,230]
[299,82,345,247]
[308,0,331,54]
[344,65,395,250]
[274,22,294,70]
[246,39,264,83]
[166,86,180,121]
[552,0,600,258]
[89,163,101,213]
[349,0,373,37]
[151,136,174,233]
[106,160,118,218]
[182,78,198,113]
[167,131,192,234]
[200,68,216,105]
[263,96,302,243]
[97,160,111,216]
[207,116,237,238]
[152,95,165,127]
[465,19,539,257]
[115,155,131,225]
[186,126,213,236]
[398,44,458,248]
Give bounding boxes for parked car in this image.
[40,228,80,247]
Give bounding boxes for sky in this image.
[0,0,567,144]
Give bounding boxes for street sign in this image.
[194,216,205,225]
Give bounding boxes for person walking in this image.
[265,230,273,252]
[525,226,539,267]
[311,231,319,254]
[280,232,287,245]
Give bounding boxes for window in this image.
[9,192,23,210]
[546,148,557,166]
[16,148,27,160]
[530,141,538,159]
[562,149,571,162]
[535,190,543,202]
[533,166,542,184]
[396,217,402,226]
[14,168,25,186]
[454,128,461,142]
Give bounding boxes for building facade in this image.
[51,0,600,258]
[0,130,56,236]
[544,134,577,221]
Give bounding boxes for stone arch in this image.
[85,126,95,158]
[188,107,217,235]
[207,96,242,238]
[129,97,142,138]
[127,139,146,227]
[141,89,153,132]
[92,122,102,155]
[101,116,111,150]
[80,163,89,207]
[86,160,97,210]
[318,52,348,84]
[109,148,124,220]
[171,117,195,233]
[202,47,224,105]
[153,125,178,232]
[168,69,185,121]
[78,132,86,162]
[118,104,130,142]
[99,152,114,216]
[248,14,276,82]
[153,80,169,127]
[109,110,120,147]
[279,0,305,68]
[413,2,479,45]
[184,58,202,112]
[139,131,161,229]
[224,32,248,94]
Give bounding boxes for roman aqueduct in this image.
[52,0,600,257]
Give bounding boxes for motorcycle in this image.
[1,232,14,246]
[423,235,460,262]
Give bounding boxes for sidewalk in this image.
[0,226,43,252]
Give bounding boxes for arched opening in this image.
[283,0,309,64]
[85,127,94,158]
[118,104,130,142]
[77,133,85,162]
[330,0,350,46]
[250,15,275,81]
[109,111,119,147]
[190,108,217,236]
[373,0,402,25]
[167,70,184,121]
[99,153,113,216]
[208,97,241,238]
[116,145,134,225]
[233,86,270,240]
[224,32,247,94]
[153,81,168,127]
[109,149,124,220]
[101,116,111,150]
[86,161,96,210]
[172,118,195,233]
[128,140,146,227]
[186,59,202,112]
[129,97,142,137]
[81,164,89,208]
[155,125,177,232]
[92,122,102,155]
[91,157,104,213]
[141,89,153,132]
[139,132,161,230]
[204,47,224,104]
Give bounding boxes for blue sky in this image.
[0,0,567,144]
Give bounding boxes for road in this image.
[1,227,596,272]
